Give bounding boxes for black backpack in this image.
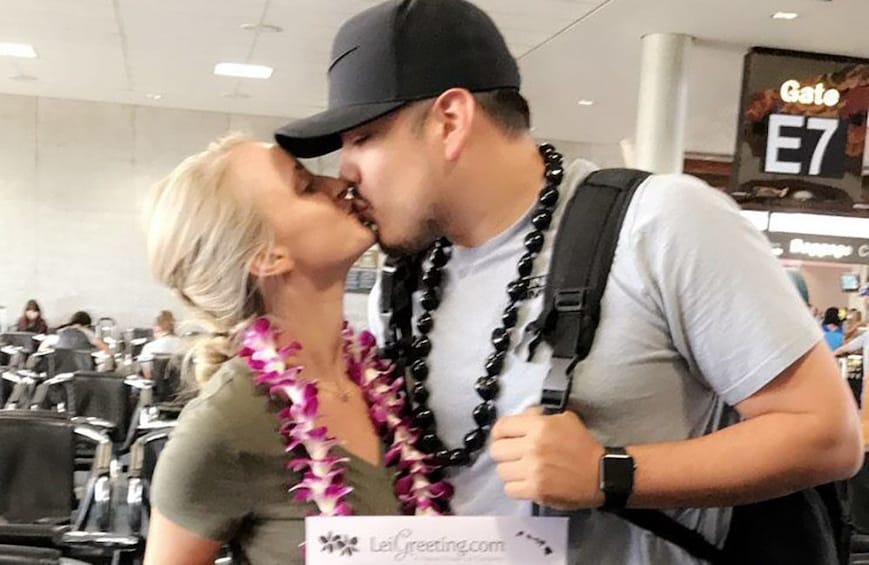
[378,169,848,565]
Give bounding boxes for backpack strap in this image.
[533,168,727,563]
[535,168,651,414]
[378,253,421,408]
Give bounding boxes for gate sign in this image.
[730,48,869,215]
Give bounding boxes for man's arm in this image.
[491,343,862,511]
[835,333,866,357]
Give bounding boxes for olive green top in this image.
[151,358,399,564]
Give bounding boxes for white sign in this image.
[305,516,569,565]
[765,114,840,176]
[788,237,853,259]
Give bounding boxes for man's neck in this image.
[441,135,545,248]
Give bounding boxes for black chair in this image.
[127,426,174,537]
[0,333,38,355]
[149,355,182,405]
[123,330,152,362]
[30,372,134,445]
[26,351,94,380]
[0,412,105,542]
[0,367,10,406]
[1,370,42,411]
[51,351,95,379]
[0,411,140,563]
[0,544,90,564]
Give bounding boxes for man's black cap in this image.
[275,0,520,158]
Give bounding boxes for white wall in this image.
[800,263,864,315]
[0,93,374,331]
[0,93,621,332]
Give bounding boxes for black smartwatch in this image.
[599,446,635,511]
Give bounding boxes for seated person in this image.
[140,310,184,378]
[16,299,49,334]
[39,311,109,353]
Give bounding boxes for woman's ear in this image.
[250,245,294,277]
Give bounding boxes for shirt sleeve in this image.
[150,403,251,541]
[629,174,823,406]
[842,333,867,354]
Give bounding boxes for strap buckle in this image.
[378,262,397,332]
[540,356,575,415]
[554,288,588,313]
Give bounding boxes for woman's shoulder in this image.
[173,358,282,455]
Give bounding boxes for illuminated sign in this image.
[779,80,840,107]
[765,232,869,264]
[730,48,869,215]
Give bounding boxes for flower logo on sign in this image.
[319,532,360,557]
[515,530,554,557]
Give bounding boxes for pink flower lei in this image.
[239,317,454,517]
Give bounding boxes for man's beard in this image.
[377,216,441,257]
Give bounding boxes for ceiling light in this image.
[144,93,163,101]
[0,42,37,58]
[577,99,595,106]
[214,62,273,79]
[240,23,283,33]
[222,92,251,99]
[771,12,799,20]
[9,73,37,81]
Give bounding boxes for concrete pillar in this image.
[634,33,693,174]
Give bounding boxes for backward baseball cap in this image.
[274,0,520,158]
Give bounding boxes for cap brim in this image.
[275,100,407,158]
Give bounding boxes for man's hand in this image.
[489,406,606,510]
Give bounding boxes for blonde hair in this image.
[144,133,271,384]
[154,310,176,335]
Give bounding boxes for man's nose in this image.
[317,176,351,200]
[339,151,360,186]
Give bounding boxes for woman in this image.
[16,299,48,334]
[822,307,845,351]
[143,135,445,565]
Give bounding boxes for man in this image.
[835,288,869,385]
[275,0,862,562]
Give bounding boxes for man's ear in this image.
[429,88,476,162]
[249,245,294,277]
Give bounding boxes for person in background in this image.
[823,307,845,351]
[39,311,109,353]
[835,287,869,370]
[140,310,184,378]
[845,309,865,342]
[16,299,48,334]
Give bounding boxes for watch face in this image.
[601,455,634,491]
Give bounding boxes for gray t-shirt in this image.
[368,160,822,564]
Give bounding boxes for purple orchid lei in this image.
[239,317,454,518]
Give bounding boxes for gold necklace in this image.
[316,380,353,403]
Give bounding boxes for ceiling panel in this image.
[0,0,864,165]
